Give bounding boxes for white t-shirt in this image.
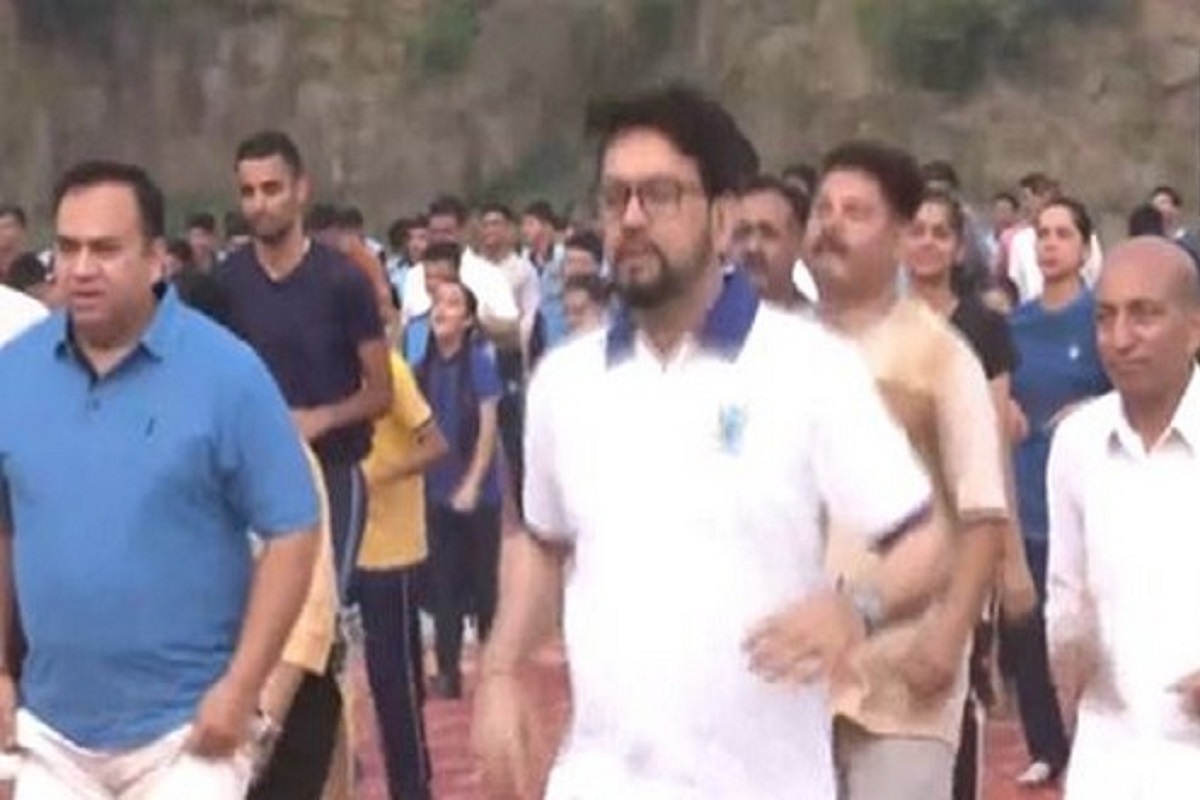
[524,283,931,799]
[400,248,519,325]
[0,286,47,349]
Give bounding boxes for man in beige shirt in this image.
[807,142,1008,799]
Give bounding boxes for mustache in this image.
[811,230,848,257]
[613,238,662,264]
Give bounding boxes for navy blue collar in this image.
[604,268,760,367]
[54,283,182,364]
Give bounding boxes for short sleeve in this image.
[470,344,504,402]
[219,351,320,538]
[976,306,1018,379]
[936,336,1008,521]
[391,356,433,430]
[812,340,931,547]
[337,257,385,346]
[521,357,572,543]
[954,300,1017,380]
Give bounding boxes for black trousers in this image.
[351,566,432,800]
[425,503,502,679]
[248,670,342,800]
[496,348,526,513]
[1006,538,1070,772]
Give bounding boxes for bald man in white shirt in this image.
[1047,237,1200,798]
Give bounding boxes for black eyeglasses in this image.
[597,177,705,222]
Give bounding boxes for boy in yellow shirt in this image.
[353,350,447,800]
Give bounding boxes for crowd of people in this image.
[0,83,1199,800]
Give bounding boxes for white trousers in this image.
[13,710,252,800]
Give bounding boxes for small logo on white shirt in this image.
[717,404,748,454]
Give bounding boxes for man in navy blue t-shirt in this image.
[220,131,393,800]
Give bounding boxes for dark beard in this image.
[617,271,683,310]
[252,220,296,247]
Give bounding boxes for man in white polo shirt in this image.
[472,86,945,800]
[1047,237,1200,798]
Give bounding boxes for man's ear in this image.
[711,192,740,258]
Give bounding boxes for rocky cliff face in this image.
[0,0,1197,232]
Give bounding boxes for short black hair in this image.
[428,195,468,225]
[234,130,305,176]
[223,210,249,238]
[920,159,960,191]
[522,200,557,226]
[741,174,811,228]
[1018,172,1059,197]
[564,230,603,264]
[411,213,429,229]
[563,273,611,306]
[305,203,340,233]
[821,141,924,221]
[387,217,410,250]
[1128,203,1166,237]
[1039,196,1094,242]
[186,212,216,233]
[337,206,365,229]
[423,241,463,269]
[992,191,1019,208]
[479,201,515,221]
[1151,184,1183,208]
[5,252,47,291]
[53,160,166,240]
[586,84,759,198]
[781,163,818,196]
[166,237,195,266]
[0,204,27,227]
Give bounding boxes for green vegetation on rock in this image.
[406,0,480,77]
[856,0,1133,94]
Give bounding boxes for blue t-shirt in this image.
[403,312,431,366]
[0,289,319,748]
[219,241,383,466]
[419,340,503,507]
[1010,290,1110,541]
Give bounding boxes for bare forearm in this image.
[480,531,566,675]
[940,519,1005,636]
[225,530,319,693]
[320,384,392,431]
[462,411,498,492]
[874,519,949,624]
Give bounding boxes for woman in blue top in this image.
[1007,197,1111,787]
[417,280,504,699]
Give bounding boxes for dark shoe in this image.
[430,672,462,699]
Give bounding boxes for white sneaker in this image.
[1016,760,1054,786]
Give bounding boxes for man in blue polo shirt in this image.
[219,131,393,800]
[0,160,319,798]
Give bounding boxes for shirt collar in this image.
[1109,366,1200,455]
[604,268,760,368]
[53,284,183,364]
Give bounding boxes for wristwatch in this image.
[839,580,885,637]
